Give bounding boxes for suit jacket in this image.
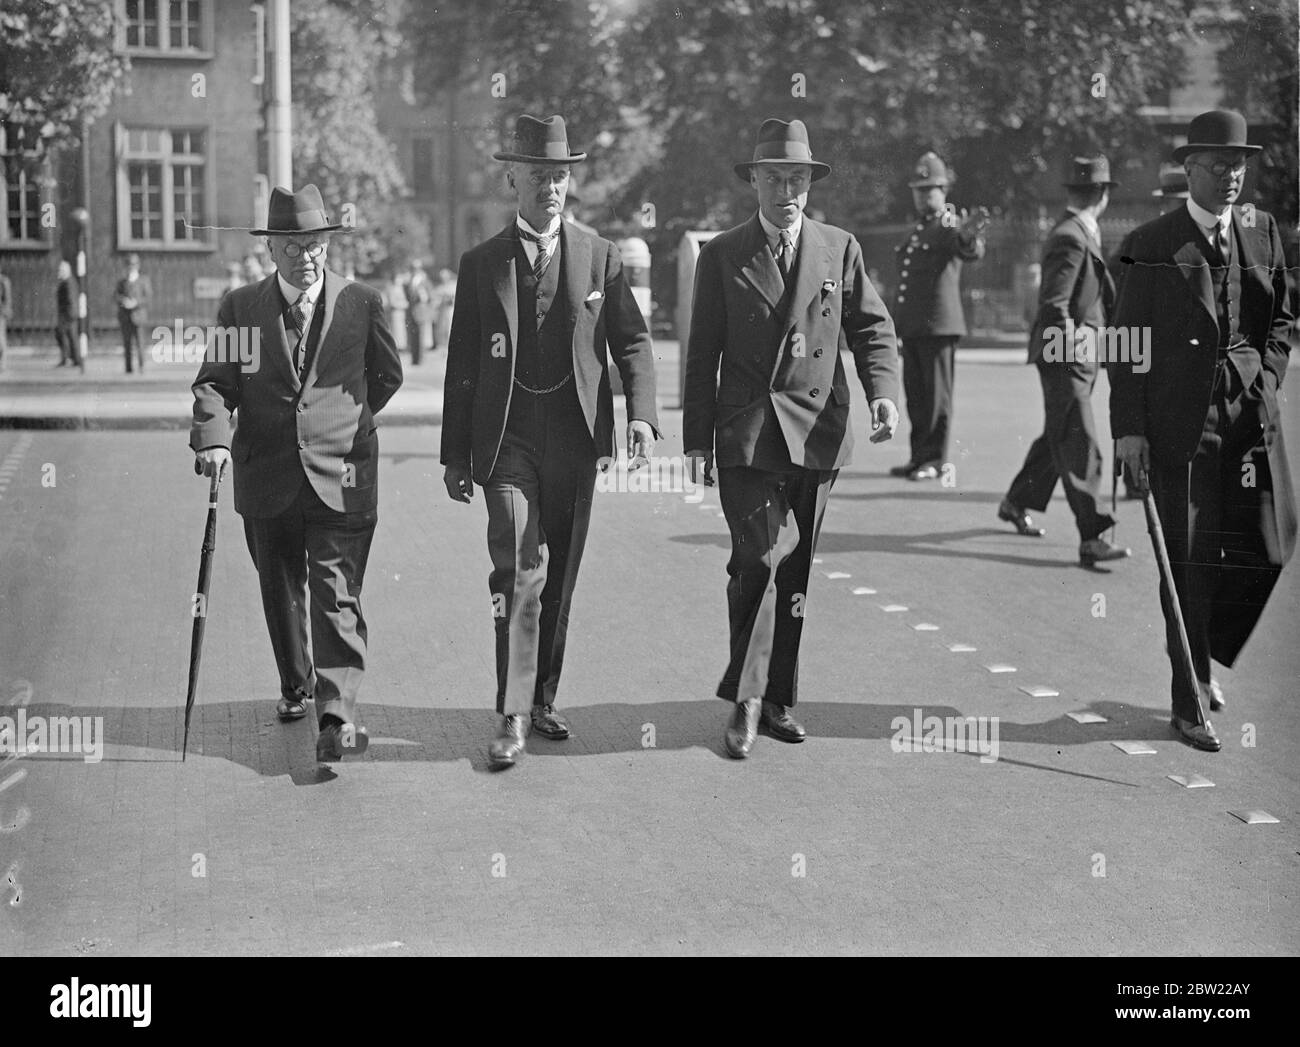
[115,274,151,325]
[190,269,403,517]
[440,221,660,485]
[1026,212,1114,364]
[892,212,984,337]
[683,214,900,471]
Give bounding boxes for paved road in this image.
[0,357,1296,955]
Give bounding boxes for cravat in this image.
[776,229,793,282]
[290,292,310,374]
[519,226,558,281]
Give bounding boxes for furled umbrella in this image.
[184,464,225,759]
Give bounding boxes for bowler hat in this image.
[493,114,587,164]
[1152,165,1189,199]
[250,184,345,236]
[734,119,831,182]
[1062,155,1119,189]
[1172,109,1261,162]
[908,152,951,188]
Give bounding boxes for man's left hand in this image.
[627,419,656,469]
[869,398,899,443]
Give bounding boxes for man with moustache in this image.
[683,118,900,758]
[1112,110,1295,751]
[889,152,988,481]
[191,185,403,762]
[441,115,659,769]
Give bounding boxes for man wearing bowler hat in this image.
[441,115,659,769]
[890,152,988,481]
[683,118,900,758]
[997,155,1130,568]
[191,184,403,762]
[1112,110,1295,751]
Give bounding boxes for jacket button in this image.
[297,403,305,413]
[822,308,831,316]
[748,313,757,323]
[297,439,306,449]
[813,348,823,358]
[537,290,544,298]
[898,283,907,291]
[897,294,906,303]
[810,388,820,397]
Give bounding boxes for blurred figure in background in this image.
[115,253,151,374]
[404,259,434,365]
[55,260,80,369]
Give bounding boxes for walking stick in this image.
[1139,467,1208,727]
[1111,439,1119,542]
[183,464,225,759]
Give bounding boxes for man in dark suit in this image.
[1113,110,1295,752]
[115,253,151,374]
[890,152,987,481]
[997,156,1130,568]
[191,184,403,762]
[0,264,11,372]
[55,261,80,369]
[441,115,659,770]
[684,118,901,758]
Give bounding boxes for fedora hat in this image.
[908,151,952,188]
[1062,155,1119,189]
[493,114,587,164]
[250,184,345,236]
[1172,109,1261,162]
[1152,165,1189,199]
[734,118,831,182]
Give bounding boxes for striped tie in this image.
[775,230,793,282]
[519,226,558,281]
[290,292,310,375]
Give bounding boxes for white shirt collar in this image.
[277,271,323,307]
[758,209,802,249]
[1066,207,1100,244]
[516,213,562,239]
[1186,198,1231,237]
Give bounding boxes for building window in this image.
[412,136,434,196]
[1,124,49,245]
[122,0,207,53]
[116,125,210,248]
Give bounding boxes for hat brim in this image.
[250,222,347,236]
[493,151,587,164]
[1172,142,1262,162]
[734,159,831,182]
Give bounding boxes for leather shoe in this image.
[276,697,308,721]
[724,698,761,759]
[997,498,1045,537]
[906,464,939,481]
[889,462,918,477]
[488,714,528,768]
[1171,715,1221,752]
[530,704,570,740]
[760,701,806,742]
[316,721,369,762]
[1079,537,1131,567]
[1203,678,1225,712]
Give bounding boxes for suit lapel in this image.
[490,222,519,373]
[560,221,591,334]
[786,219,831,321]
[732,214,785,311]
[1171,208,1217,326]
[257,275,299,390]
[301,270,343,388]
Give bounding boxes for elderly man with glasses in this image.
[1112,110,1295,752]
[191,184,403,764]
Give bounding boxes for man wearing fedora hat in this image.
[1112,110,1295,752]
[441,114,660,769]
[115,253,152,374]
[890,151,988,482]
[997,155,1130,568]
[683,117,900,758]
[191,184,403,762]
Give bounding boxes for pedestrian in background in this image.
[890,152,988,481]
[433,267,457,352]
[404,259,434,365]
[0,262,12,373]
[115,253,151,374]
[55,260,80,369]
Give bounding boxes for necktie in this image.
[519,226,557,282]
[1216,222,1230,265]
[776,229,793,282]
[290,292,310,374]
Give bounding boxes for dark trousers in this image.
[55,320,78,366]
[1151,360,1281,722]
[716,465,836,706]
[243,478,378,726]
[484,391,596,715]
[119,314,144,372]
[901,335,957,467]
[1006,357,1114,541]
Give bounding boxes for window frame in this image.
[114,122,216,252]
[117,0,214,60]
[0,124,53,250]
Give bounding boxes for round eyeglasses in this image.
[281,240,327,258]
[1190,157,1248,178]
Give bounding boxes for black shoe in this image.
[1203,678,1225,713]
[997,498,1045,537]
[1171,715,1220,752]
[724,698,761,759]
[488,714,528,768]
[760,701,806,743]
[1079,537,1130,567]
[529,704,570,740]
[276,697,308,721]
[316,721,369,762]
[906,464,940,481]
[889,462,918,477]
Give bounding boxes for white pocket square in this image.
[585,291,604,301]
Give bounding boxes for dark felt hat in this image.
[734,118,831,182]
[250,184,345,236]
[908,152,952,188]
[493,114,587,164]
[1172,109,1261,162]
[1152,165,1189,198]
[1062,155,1119,189]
